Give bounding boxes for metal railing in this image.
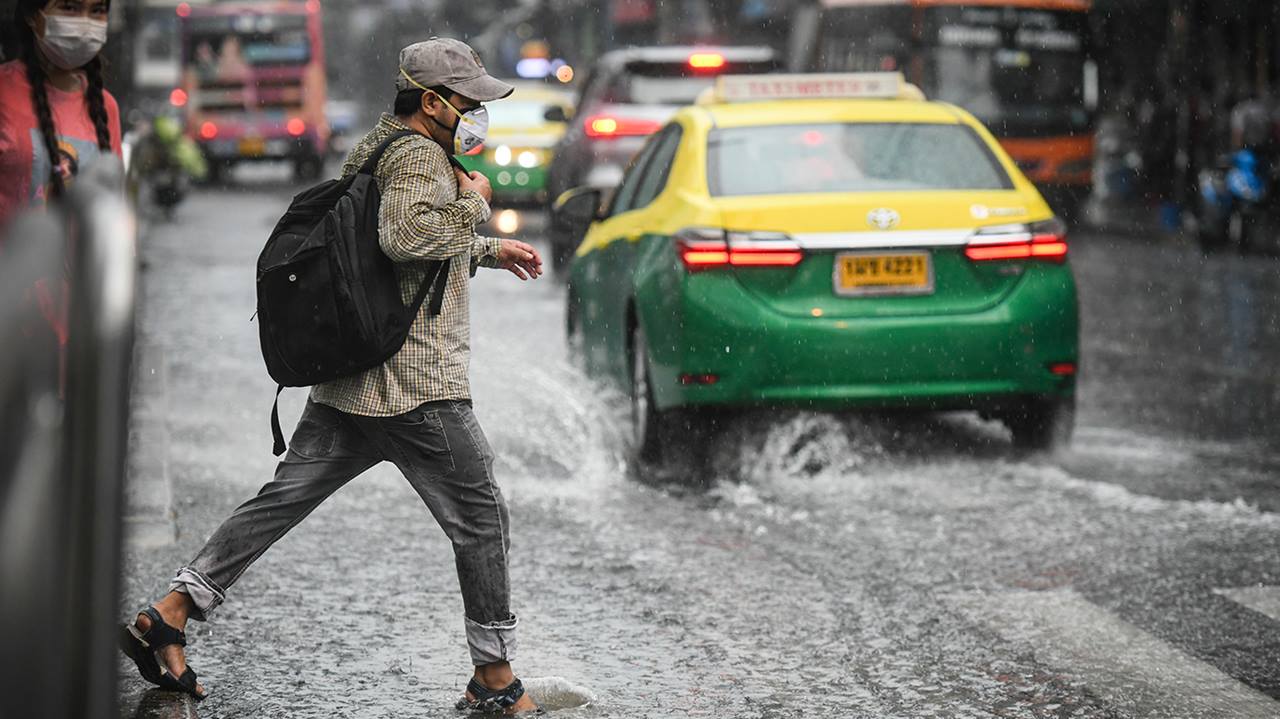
[0,159,137,719]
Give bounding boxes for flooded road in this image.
[118,179,1280,718]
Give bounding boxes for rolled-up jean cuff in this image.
[465,614,518,665]
[168,566,226,622]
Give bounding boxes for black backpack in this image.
[256,130,449,455]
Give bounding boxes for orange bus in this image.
[178,0,329,182]
[789,0,1097,209]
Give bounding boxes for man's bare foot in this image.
[464,661,539,715]
[134,593,206,698]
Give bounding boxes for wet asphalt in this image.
[117,172,1280,718]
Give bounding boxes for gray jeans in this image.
[169,399,517,665]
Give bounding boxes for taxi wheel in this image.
[565,287,583,362]
[629,325,663,462]
[1005,396,1075,451]
[629,323,712,474]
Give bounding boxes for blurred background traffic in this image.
[4,2,1280,718]
[0,0,1269,248]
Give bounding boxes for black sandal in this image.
[455,677,537,714]
[118,607,207,701]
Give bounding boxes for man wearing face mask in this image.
[117,38,543,714]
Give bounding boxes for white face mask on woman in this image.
[38,14,108,70]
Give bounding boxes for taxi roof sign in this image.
[708,73,925,103]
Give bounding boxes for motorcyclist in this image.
[130,113,207,217]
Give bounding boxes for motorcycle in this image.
[1197,148,1274,254]
[127,115,207,220]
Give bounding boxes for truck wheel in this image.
[1004,396,1075,451]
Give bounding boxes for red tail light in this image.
[965,218,1068,262]
[1048,362,1077,376]
[286,118,307,136]
[169,88,188,107]
[199,121,218,140]
[677,229,804,271]
[584,115,662,138]
[679,373,720,385]
[688,52,726,70]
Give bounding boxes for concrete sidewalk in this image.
[119,232,188,719]
[124,335,175,548]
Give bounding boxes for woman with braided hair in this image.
[1,0,120,386]
[0,0,121,229]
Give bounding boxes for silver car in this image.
[546,45,779,273]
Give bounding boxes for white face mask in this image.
[445,102,488,156]
[399,68,489,155]
[38,14,108,70]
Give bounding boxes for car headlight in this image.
[494,145,513,166]
[517,150,540,168]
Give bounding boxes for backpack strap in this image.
[270,384,286,456]
[356,130,418,177]
[402,258,450,322]
[427,258,450,315]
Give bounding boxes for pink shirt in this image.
[0,59,122,228]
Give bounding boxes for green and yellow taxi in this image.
[555,74,1079,460]
[456,83,573,205]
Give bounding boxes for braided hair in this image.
[17,0,113,199]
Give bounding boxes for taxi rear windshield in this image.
[706,123,1013,196]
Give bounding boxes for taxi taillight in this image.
[677,229,804,271]
[965,218,1068,263]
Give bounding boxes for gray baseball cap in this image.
[396,37,513,102]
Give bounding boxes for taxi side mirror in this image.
[544,105,569,124]
[552,187,603,227]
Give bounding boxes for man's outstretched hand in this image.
[495,239,543,280]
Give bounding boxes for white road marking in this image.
[948,589,1280,718]
[1215,586,1280,623]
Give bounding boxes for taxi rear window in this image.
[706,123,1013,196]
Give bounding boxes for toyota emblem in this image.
[867,208,900,230]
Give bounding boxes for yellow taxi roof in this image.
[697,99,967,129]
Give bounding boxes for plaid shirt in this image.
[310,114,503,416]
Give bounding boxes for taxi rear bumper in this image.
[643,265,1078,412]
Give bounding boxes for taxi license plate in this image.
[834,251,933,297]
[239,137,266,157]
